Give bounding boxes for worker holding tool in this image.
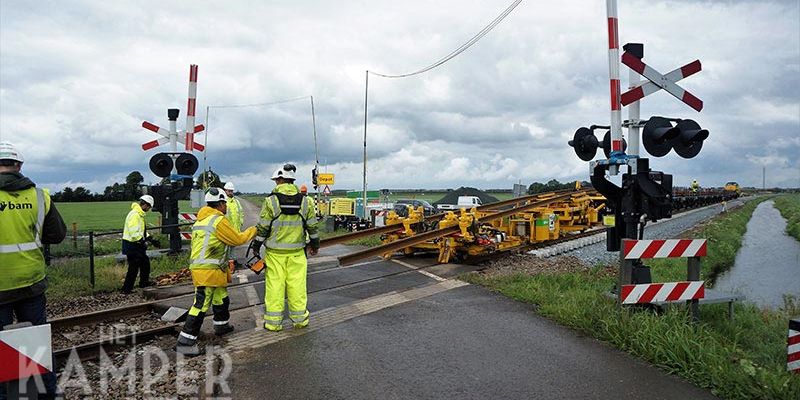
[0,141,66,399]
[121,194,156,293]
[253,164,320,331]
[176,188,256,356]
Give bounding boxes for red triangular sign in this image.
[322,185,331,196]
[0,340,49,383]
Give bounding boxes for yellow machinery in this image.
[380,191,606,263]
[724,181,740,195]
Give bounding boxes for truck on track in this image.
[436,196,483,211]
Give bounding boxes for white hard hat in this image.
[223,182,235,191]
[0,141,23,163]
[139,195,155,207]
[205,187,228,203]
[271,163,296,181]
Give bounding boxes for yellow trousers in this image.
[263,250,309,331]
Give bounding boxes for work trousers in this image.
[0,294,58,399]
[122,250,151,292]
[263,250,309,331]
[178,286,230,345]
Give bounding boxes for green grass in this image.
[46,251,189,300]
[462,196,800,399]
[773,194,800,242]
[319,229,383,247]
[55,200,197,233]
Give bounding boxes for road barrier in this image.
[790,318,800,374]
[619,238,707,320]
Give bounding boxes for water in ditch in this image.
[713,200,800,309]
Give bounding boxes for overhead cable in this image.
[369,0,523,78]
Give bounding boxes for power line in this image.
[207,95,310,109]
[369,0,523,78]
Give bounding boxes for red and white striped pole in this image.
[606,0,624,162]
[789,318,800,374]
[185,64,199,151]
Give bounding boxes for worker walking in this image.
[0,141,66,399]
[255,164,320,331]
[121,194,155,293]
[176,188,256,355]
[690,179,700,194]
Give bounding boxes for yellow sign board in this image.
[318,173,335,185]
[603,215,616,226]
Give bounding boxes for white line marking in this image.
[391,259,446,282]
[238,274,262,329]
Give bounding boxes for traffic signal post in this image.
[570,0,710,302]
[140,65,205,254]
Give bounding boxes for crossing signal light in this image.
[642,117,708,159]
[149,153,173,178]
[568,126,627,161]
[312,167,319,188]
[175,153,199,176]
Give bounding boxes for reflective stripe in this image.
[282,205,300,209]
[308,233,319,239]
[191,258,222,265]
[192,225,215,232]
[255,236,266,242]
[306,217,319,225]
[272,220,304,228]
[266,240,305,249]
[270,196,281,217]
[300,199,309,215]
[264,311,284,317]
[258,219,272,226]
[34,188,45,246]
[0,242,40,253]
[213,320,230,325]
[179,331,197,340]
[194,215,222,267]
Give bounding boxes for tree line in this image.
[527,179,589,194]
[50,170,225,202]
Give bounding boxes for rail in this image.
[321,188,579,248]
[337,190,588,266]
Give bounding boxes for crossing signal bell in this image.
[568,126,627,161]
[642,117,708,159]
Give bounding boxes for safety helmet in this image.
[223,181,235,191]
[0,141,23,163]
[205,187,228,203]
[271,163,297,181]
[139,195,155,207]
[299,184,308,193]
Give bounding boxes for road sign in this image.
[322,185,331,196]
[141,65,206,152]
[318,173,335,185]
[621,52,703,111]
[0,324,52,383]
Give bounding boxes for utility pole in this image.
[763,166,766,190]
[311,95,320,206]
[362,70,369,219]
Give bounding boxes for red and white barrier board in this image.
[620,281,704,304]
[179,213,197,241]
[789,319,800,374]
[0,324,52,383]
[623,239,707,259]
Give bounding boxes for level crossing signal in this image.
[642,117,709,159]
[568,126,627,161]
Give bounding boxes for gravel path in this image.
[559,199,746,267]
[48,292,147,319]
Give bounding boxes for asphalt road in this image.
[226,283,716,400]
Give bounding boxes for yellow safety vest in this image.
[189,214,228,287]
[122,203,146,242]
[0,187,49,291]
[227,197,243,231]
[258,184,320,252]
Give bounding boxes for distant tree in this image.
[72,186,92,202]
[126,171,144,186]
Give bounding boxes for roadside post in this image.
[0,322,53,399]
[619,239,707,321]
[789,318,800,374]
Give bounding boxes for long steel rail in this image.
[321,188,579,247]
[337,190,591,266]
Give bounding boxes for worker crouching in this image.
[176,188,256,356]
[255,164,320,331]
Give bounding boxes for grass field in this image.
[55,200,198,233]
[463,196,800,399]
[773,193,800,241]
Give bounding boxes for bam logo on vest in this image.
[0,200,33,211]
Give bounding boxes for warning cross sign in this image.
[621,52,703,111]
[0,324,53,383]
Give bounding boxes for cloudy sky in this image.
[1,0,798,194]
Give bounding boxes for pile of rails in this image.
[672,187,740,210]
[323,189,608,265]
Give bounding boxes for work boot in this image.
[264,322,283,332]
[214,324,235,336]
[176,344,203,357]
